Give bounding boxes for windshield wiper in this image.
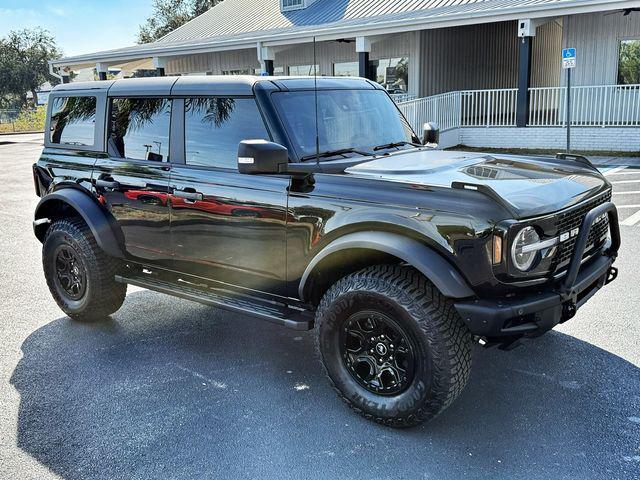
[300,148,373,162]
[373,140,422,151]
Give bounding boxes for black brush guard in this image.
[455,202,620,342]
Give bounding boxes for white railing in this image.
[460,89,517,127]
[398,91,462,133]
[529,84,640,127]
[389,93,417,103]
[397,84,640,131]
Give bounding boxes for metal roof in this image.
[53,0,638,67]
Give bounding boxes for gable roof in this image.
[53,0,638,68]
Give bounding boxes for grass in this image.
[0,106,46,134]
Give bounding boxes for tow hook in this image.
[562,301,577,321]
[605,266,618,285]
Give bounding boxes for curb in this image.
[0,131,44,136]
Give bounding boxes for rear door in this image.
[92,96,173,266]
[168,96,289,295]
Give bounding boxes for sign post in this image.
[562,48,576,153]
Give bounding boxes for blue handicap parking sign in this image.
[562,48,576,59]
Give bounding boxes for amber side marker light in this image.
[492,234,503,265]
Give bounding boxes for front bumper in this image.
[454,201,620,341]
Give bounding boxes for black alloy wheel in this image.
[341,311,416,395]
[53,244,87,301]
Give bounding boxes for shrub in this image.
[0,105,46,133]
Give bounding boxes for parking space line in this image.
[609,179,640,184]
[621,209,640,226]
[603,166,627,176]
[615,204,640,208]
[606,170,640,176]
[612,191,640,195]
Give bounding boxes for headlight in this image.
[511,226,541,271]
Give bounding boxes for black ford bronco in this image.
[33,76,620,427]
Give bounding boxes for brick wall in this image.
[458,127,639,153]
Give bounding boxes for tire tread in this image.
[315,264,472,427]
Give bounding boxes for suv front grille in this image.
[552,190,612,270]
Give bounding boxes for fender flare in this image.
[299,231,475,301]
[34,188,124,258]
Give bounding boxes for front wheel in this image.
[42,218,126,321]
[315,265,472,427]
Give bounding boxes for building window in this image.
[333,62,359,77]
[222,69,252,75]
[49,96,96,146]
[184,98,269,169]
[374,57,409,93]
[109,98,171,161]
[253,66,285,75]
[618,39,640,85]
[281,0,304,11]
[288,64,319,76]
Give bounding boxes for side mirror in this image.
[422,122,440,146]
[238,140,288,174]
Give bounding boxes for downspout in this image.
[49,62,63,83]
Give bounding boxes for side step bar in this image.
[115,273,314,331]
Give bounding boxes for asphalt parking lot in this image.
[0,133,639,480]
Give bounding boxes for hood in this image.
[344,150,608,219]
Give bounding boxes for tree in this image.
[618,40,640,85]
[0,28,61,107]
[137,0,222,44]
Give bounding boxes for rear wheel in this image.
[43,218,126,321]
[315,265,472,427]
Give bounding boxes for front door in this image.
[168,96,289,295]
[92,96,173,265]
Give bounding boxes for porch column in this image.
[356,36,374,80]
[96,62,108,81]
[60,66,71,84]
[153,57,167,76]
[516,36,532,127]
[264,60,274,76]
[257,43,276,75]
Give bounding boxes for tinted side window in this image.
[184,98,269,169]
[110,98,171,161]
[49,96,96,146]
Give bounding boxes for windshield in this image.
[272,89,416,160]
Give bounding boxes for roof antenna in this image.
[313,36,320,169]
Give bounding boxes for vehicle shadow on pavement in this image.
[10,290,640,480]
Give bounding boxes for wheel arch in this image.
[34,188,125,259]
[299,231,475,305]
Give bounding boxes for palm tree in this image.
[185,97,235,127]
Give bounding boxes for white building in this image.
[51,0,640,152]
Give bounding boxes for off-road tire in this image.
[43,218,126,321]
[315,265,472,427]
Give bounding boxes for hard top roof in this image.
[50,75,381,96]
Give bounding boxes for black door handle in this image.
[95,178,120,189]
[173,188,203,202]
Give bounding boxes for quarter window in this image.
[49,96,96,146]
[109,98,171,161]
[184,97,269,169]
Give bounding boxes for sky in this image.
[0,0,154,57]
